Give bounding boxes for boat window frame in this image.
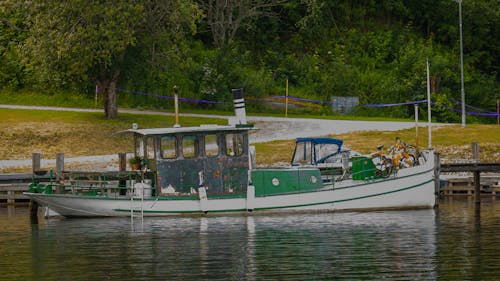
[146,136,156,161]
[182,135,199,159]
[160,135,177,159]
[225,132,245,157]
[204,133,219,157]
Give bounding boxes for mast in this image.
[427,59,432,149]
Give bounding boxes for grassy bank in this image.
[255,124,500,165]
[0,108,225,161]
[0,90,416,122]
[0,108,498,173]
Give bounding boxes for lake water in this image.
[1,198,499,281]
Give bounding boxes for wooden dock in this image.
[441,176,500,196]
[440,162,500,202]
[1,149,499,205]
[0,172,51,206]
[0,183,31,205]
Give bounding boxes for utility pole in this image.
[285,79,289,118]
[173,85,180,128]
[414,103,419,148]
[497,99,499,125]
[456,0,466,128]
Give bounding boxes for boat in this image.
[24,91,437,217]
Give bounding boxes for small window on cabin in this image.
[182,135,199,158]
[205,134,219,157]
[160,136,177,159]
[226,133,244,156]
[146,137,155,160]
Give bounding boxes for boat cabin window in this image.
[226,133,244,156]
[292,141,313,165]
[182,135,199,158]
[134,137,145,158]
[146,137,155,160]
[315,143,341,163]
[160,136,177,159]
[205,134,219,157]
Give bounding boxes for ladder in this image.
[130,181,144,221]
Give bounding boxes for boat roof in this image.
[120,124,254,136]
[296,137,343,147]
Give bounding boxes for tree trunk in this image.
[102,80,118,119]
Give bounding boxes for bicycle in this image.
[370,144,394,178]
[388,138,417,169]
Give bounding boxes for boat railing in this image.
[57,180,124,197]
[351,148,431,181]
[29,170,157,198]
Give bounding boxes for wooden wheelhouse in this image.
[128,125,253,197]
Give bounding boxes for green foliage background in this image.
[0,0,498,123]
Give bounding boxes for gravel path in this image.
[0,104,445,170]
[246,116,422,143]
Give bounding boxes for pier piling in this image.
[434,152,440,208]
[119,153,127,171]
[472,143,481,206]
[30,200,38,224]
[32,153,41,172]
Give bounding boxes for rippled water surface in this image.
[1,198,499,280]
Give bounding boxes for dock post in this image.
[118,153,127,195]
[472,142,480,163]
[434,152,440,207]
[472,143,481,206]
[30,153,41,223]
[56,153,64,193]
[30,200,39,224]
[56,153,64,177]
[474,171,481,205]
[32,153,41,172]
[7,190,14,205]
[119,153,127,171]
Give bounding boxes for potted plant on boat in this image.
[129,155,143,170]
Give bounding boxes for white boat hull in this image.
[25,165,436,217]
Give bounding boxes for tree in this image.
[19,0,201,118]
[0,1,28,88]
[199,0,286,48]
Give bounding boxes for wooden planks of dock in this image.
[441,176,500,197]
[0,183,31,205]
[0,170,51,206]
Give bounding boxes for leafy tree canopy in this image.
[14,0,201,118]
[0,0,498,123]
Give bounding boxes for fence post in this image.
[285,79,289,118]
[497,98,499,125]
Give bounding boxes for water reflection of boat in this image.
[26,212,436,280]
[24,90,436,217]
